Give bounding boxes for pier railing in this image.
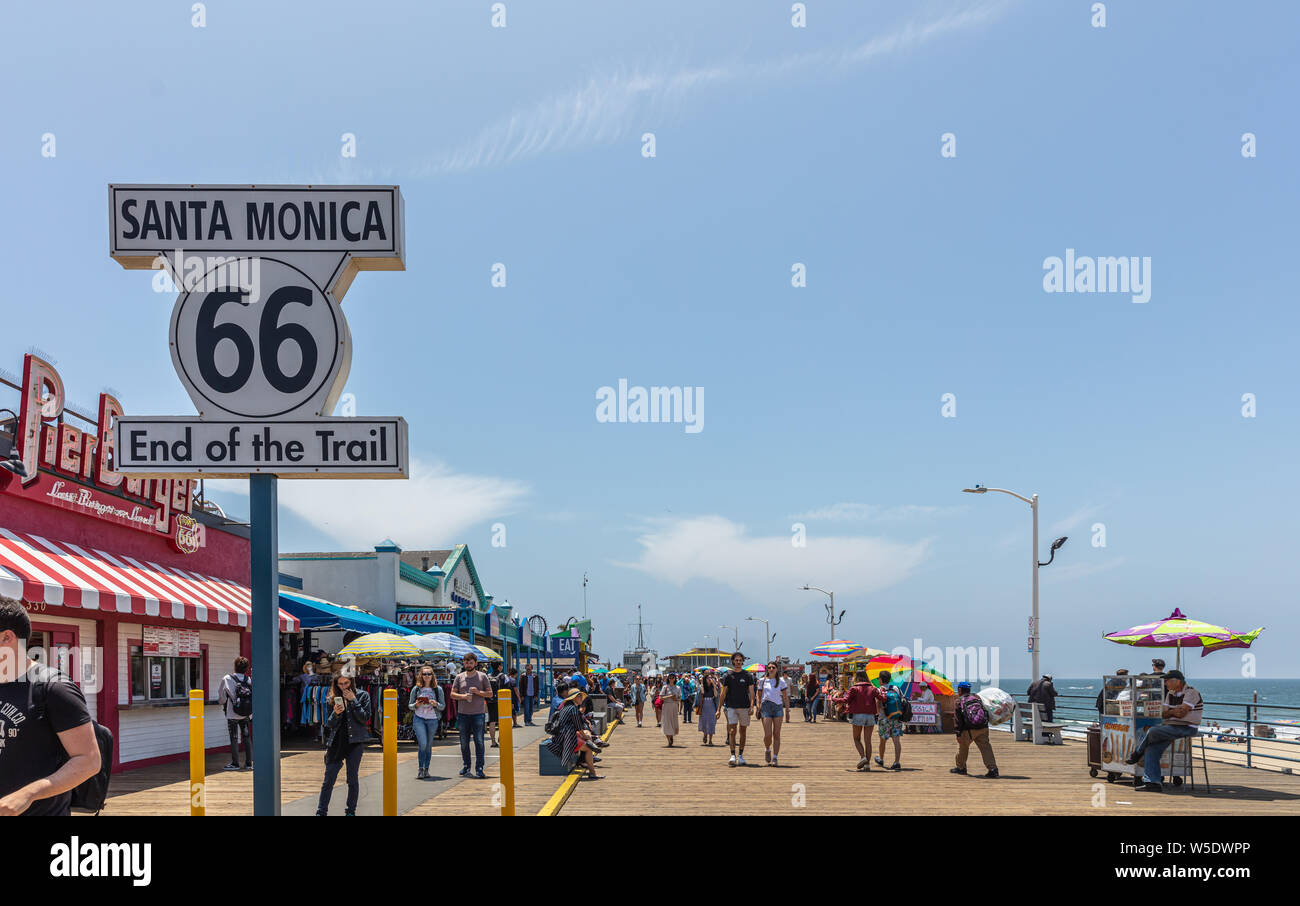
[994,692,1300,771]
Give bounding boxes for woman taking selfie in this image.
[316,671,372,816]
[409,666,444,779]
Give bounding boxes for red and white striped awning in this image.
[0,528,299,632]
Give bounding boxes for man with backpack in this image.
[873,671,908,771]
[951,681,999,778]
[219,656,254,771]
[0,597,102,816]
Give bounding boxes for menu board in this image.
[143,625,202,658]
[178,629,201,658]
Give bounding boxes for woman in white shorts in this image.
[757,662,791,766]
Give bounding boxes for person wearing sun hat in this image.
[545,687,602,779]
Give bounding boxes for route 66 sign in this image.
[170,256,347,419]
[109,185,402,419]
[108,185,409,478]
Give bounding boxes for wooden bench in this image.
[1012,701,1065,745]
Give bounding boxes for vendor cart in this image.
[1085,724,1114,780]
[1098,673,1192,786]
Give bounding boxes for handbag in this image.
[654,696,662,708]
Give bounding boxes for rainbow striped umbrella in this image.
[862,654,909,682]
[891,667,956,697]
[1104,608,1264,666]
[338,632,423,658]
[809,640,860,658]
[744,663,766,672]
[861,655,955,696]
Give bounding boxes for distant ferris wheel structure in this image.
[527,614,548,639]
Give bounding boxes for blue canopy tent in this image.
[277,590,406,635]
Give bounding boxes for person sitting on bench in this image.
[1125,669,1202,793]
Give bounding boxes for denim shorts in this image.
[760,701,783,720]
[851,713,877,727]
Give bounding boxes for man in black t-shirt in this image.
[717,652,756,766]
[0,597,100,816]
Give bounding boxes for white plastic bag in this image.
[977,687,1016,726]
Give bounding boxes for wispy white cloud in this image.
[422,0,1015,175]
[1046,556,1127,583]
[791,502,960,522]
[614,514,929,610]
[1049,504,1103,537]
[207,458,528,549]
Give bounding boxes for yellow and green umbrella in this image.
[1103,608,1264,668]
[473,644,502,662]
[338,632,423,658]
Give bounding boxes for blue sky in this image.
[3,1,1297,676]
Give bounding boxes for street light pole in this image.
[800,585,841,638]
[962,486,1066,683]
[746,617,771,664]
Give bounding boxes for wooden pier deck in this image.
[88,713,1300,816]
[550,716,1300,816]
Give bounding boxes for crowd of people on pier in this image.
[540,652,1006,780]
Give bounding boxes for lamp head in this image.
[1051,536,1068,552]
[962,486,987,494]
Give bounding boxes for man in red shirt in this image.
[834,670,884,771]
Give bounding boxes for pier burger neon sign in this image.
[2,353,206,553]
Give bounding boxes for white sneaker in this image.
[737,754,747,766]
[771,756,779,766]
[728,754,736,766]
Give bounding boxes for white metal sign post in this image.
[108,185,408,815]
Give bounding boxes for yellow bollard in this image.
[383,688,397,816]
[498,688,515,816]
[189,689,205,816]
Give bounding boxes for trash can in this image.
[1087,724,1102,777]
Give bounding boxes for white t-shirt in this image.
[759,677,788,704]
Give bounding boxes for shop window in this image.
[128,644,203,703]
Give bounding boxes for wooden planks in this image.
[555,715,1300,815]
[88,714,1300,816]
[94,741,421,816]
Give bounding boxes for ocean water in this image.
[991,678,1300,738]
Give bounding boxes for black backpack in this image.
[230,673,253,717]
[28,669,114,814]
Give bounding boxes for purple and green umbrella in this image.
[1103,608,1264,667]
